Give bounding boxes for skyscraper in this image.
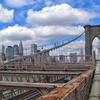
[19,41,23,56]
[1,45,6,61]
[31,44,37,54]
[70,53,77,63]
[13,45,19,57]
[80,48,84,62]
[6,46,14,61]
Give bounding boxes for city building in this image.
[6,46,14,61]
[13,45,19,57]
[19,41,23,56]
[1,45,6,61]
[31,44,37,54]
[70,53,77,63]
[80,48,84,62]
[59,55,65,63]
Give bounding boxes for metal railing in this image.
[38,68,95,100]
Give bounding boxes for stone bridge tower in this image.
[84,25,100,59]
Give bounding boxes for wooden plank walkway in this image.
[88,61,100,100]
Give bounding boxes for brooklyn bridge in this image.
[0,25,100,100]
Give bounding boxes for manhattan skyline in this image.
[0,0,100,51]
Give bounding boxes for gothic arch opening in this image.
[92,37,100,60]
[85,25,100,60]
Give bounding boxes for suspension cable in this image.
[45,33,84,52]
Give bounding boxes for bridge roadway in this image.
[88,61,100,100]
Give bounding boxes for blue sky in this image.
[0,0,100,49]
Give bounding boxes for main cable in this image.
[45,32,84,52]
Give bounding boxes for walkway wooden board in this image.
[89,61,100,100]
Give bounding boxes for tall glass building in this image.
[6,46,14,61]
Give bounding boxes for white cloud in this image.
[5,0,34,8]
[0,4,14,23]
[0,25,84,41]
[33,25,84,38]
[27,3,95,26]
[0,3,95,51]
[0,25,35,41]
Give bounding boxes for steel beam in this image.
[0,81,63,89]
[0,71,81,75]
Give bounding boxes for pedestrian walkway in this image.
[88,61,100,100]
